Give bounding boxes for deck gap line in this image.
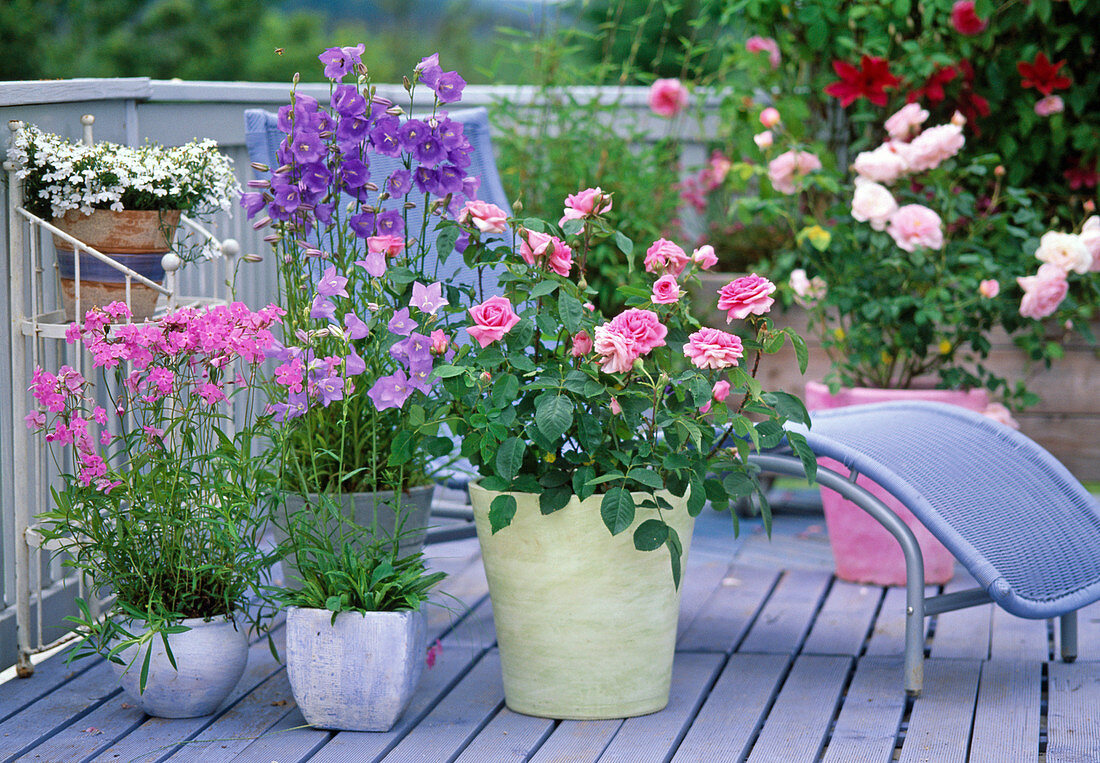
[737,653,797,760]
[856,584,890,658]
[433,591,492,645]
[817,651,860,759]
[789,572,839,660]
[1046,616,1055,663]
[895,690,918,750]
[0,652,105,726]
[76,712,153,763]
[288,729,336,763]
[521,719,559,763]
[962,660,985,763]
[1,685,123,763]
[660,651,731,763]
[444,696,507,763]
[730,567,785,654]
[1038,660,1049,755]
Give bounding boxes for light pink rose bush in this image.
[851,179,898,231]
[559,187,612,227]
[459,200,509,234]
[644,238,690,276]
[884,103,928,141]
[1017,264,1069,318]
[1034,231,1092,274]
[651,274,681,304]
[745,36,781,69]
[904,124,965,172]
[887,204,944,252]
[853,143,910,185]
[768,150,822,194]
[684,328,745,370]
[1081,217,1100,271]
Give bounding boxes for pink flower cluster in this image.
[520,230,573,277]
[853,103,965,185]
[29,301,283,491]
[593,308,667,374]
[1015,217,1100,318]
[680,150,732,212]
[768,150,822,195]
[745,36,781,69]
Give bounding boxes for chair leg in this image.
[1060,611,1078,663]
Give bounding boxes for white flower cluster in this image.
[9,126,240,219]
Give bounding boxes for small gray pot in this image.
[286,606,427,731]
[109,615,248,718]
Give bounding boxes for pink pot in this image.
[805,381,990,586]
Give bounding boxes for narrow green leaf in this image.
[687,474,705,516]
[666,527,683,589]
[489,494,517,533]
[787,431,818,485]
[600,487,635,535]
[633,519,669,551]
[783,328,810,374]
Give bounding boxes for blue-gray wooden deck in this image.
[3,490,1099,763]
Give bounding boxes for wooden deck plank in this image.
[671,653,789,762]
[527,720,622,763]
[165,670,297,761]
[745,654,852,762]
[229,708,331,763]
[738,568,832,655]
[897,659,981,763]
[821,657,906,763]
[990,608,1048,661]
[1047,661,1100,763]
[15,690,145,762]
[356,649,503,762]
[677,556,735,637]
[426,553,490,643]
[451,708,554,763]
[968,660,1041,763]
[802,581,881,656]
[0,650,101,724]
[87,630,287,763]
[306,644,485,762]
[865,586,935,657]
[677,565,778,653]
[0,660,119,761]
[598,652,724,763]
[929,569,991,660]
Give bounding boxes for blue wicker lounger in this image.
[751,400,1100,696]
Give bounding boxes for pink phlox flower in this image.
[102,301,132,321]
[717,274,777,321]
[147,367,174,398]
[275,359,305,393]
[65,322,83,345]
[195,382,226,406]
[684,328,745,369]
[46,420,74,445]
[94,478,123,494]
[426,639,443,669]
[25,410,46,430]
[100,430,111,445]
[57,365,84,395]
[142,425,165,442]
[30,367,65,412]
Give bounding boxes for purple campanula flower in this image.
[462,175,481,198]
[410,282,448,315]
[455,231,470,253]
[392,332,434,371]
[271,391,309,422]
[331,83,366,117]
[388,308,417,337]
[368,370,413,411]
[413,166,439,195]
[407,364,434,394]
[319,44,365,80]
[272,183,301,212]
[438,118,465,149]
[397,119,430,153]
[434,71,466,104]
[316,265,348,298]
[437,165,464,195]
[447,194,466,219]
[336,114,370,144]
[241,192,267,219]
[315,202,335,226]
[277,95,321,133]
[299,162,332,193]
[290,131,324,164]
[267,201,291,222]
[369,117,402,157]
[414,135,446,167]
[315,374,345,406]
[299,185,324,205]
[310,294,336,321]
[345,349,366,376]
[340,157,371,189]
[349,210,376,239]
[448,145,473,169]
[387,169,412,196]
[415,53,442,88]
[344,312,369,339]
[354,252,386,277]
[376,209,404,237]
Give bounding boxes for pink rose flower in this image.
[905,123,965,172]
[367,235,406,257]
[546,237,574,277]
[717,274,776,322]
[950,0,988,35]
[467,295,520,347]
[606,308,668,354]
[1017,263,1069,319]
[692,245,718,270]
[887,204,944,252]
[1080,216,1100,271]
[571,330,593,357]
[853,142,909,185]
[683,328,745,369]
[644,238,690,276]
[592,325,639,374]
[746,36,781,69]
[789,268,827,307]
[430,329,450,355]
[1035,95,1065,117]
[753,131,774,149]
[978,279,1000,298]
[559,187,612,226]
[459,200,508,234]
[981,402,1019,430]
[651,274,681,304]
[712,380,731,402]
[610,396,622,415]
[1035,231,1092,274]
[759,107,781,128]
[520,231,573,276]
[648,78,689,117]
[767,150,821,194]
[851,178,898,231]
[884,102,928,141]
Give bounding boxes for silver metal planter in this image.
[286,606,427,731]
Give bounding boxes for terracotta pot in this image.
[806,381,990,585]
[469,483,695,720]
[51,209,180,321]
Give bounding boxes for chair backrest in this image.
[243,105,509,301]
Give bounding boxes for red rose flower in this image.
[1017,52,1072,96]
[907,64,958,105]
[950,1,988,35]
[824,55,900,107]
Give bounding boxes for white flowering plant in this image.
[9,125,239,221]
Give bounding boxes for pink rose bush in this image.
[648,78,690,117]
[1017,264,1069,318]
[768,150,822,194]
[887,204,944,252]
[443,186,813,565]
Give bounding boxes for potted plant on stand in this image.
[27,299,284,718]
[8,126,239,320]
[435,187,815,719]
[772,103,1099,585]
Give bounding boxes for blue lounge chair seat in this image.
[751,400,1100,695]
